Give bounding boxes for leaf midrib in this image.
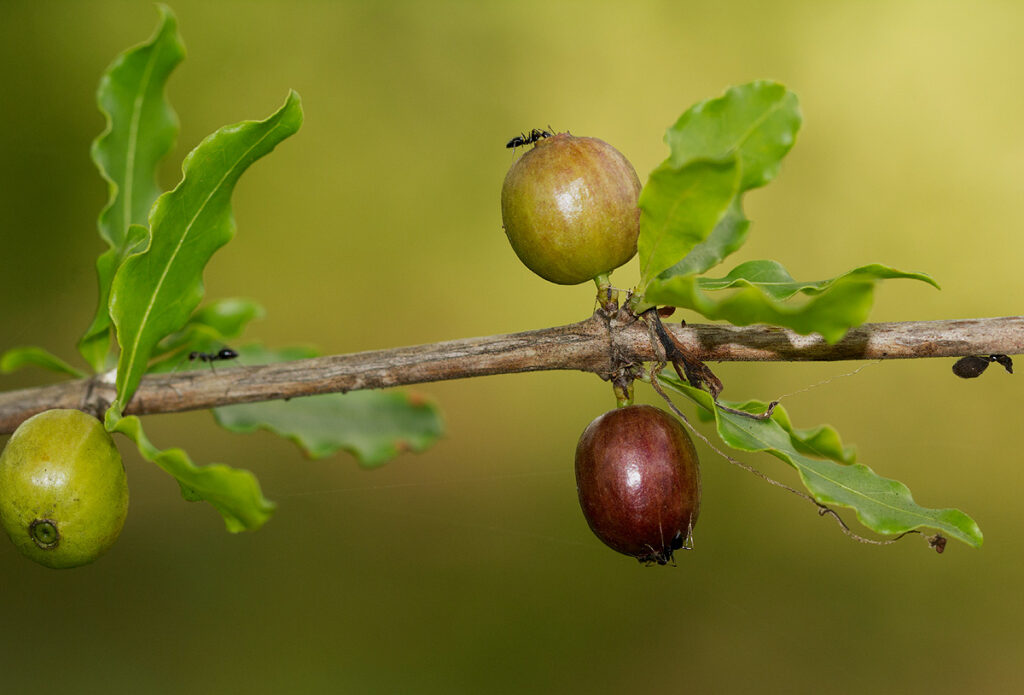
[639,173,707,284]
[671,381,974,540]
[120,38,163,251]
[674,90,787,173]
[119,123,287,405]
[719,405,971,537]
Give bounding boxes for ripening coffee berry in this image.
[501,132,641,285]
[575,405,700,565]
[0,409,128,569]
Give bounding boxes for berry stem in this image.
[594,273,617,313]
[612,380,633,408]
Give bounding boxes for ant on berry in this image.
[505,127,554,152]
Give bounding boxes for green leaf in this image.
[657,81,802,279]
[636,157,740,291]
[659,199,750,279]
[79,5,186,372]
[661,376,982,547]
[184,298,265,340]
[1,347,87,379]
[212,345,445,466]
[667,81,801,191]
[106,410,274,532]
[109,91,303,415]
[645,260,939,344]
[215,392,444,467]
[150,297,266,368]
[694,397,857,465]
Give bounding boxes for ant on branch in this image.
[166,347,240,397]
[189,347,238,366]
[177,347,239,374]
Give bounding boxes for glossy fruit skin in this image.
[501,133,641,285]
[575,405,700,565]
[0,409,128,569]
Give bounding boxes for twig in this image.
[0,315,1021,434]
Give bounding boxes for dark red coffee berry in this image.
[575,405,700,565]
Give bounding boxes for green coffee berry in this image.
[0,409,128,569]
[501,132,641,285]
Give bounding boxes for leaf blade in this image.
[213,345,445,466]
[661,376,982,547]
[666,80,802,191]
[215,392,444,467]
[646,260,939,343]
[637,157,740,291]
[0,347,86,379]
[109,91,303,414]
[107,411,274,532]
[79,5,186,371]
[655,81,802,279]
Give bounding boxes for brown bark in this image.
[1,315,1021,434]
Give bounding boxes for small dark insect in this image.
[187,347,239,373]
[928,534,947,554]
[505,127,553,150]
[189,347,239,363]
[952,354,1014,379]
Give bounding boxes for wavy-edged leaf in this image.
[106,410,274,532]
[667,81,801,190]
[637,157,739,291]
[215,392,444,467]
[660,199,750,279]
[1,347,86,378]
[646,260,939,344]
[695,396,857,465]
[79,5,185,372]
[109,91,303,414]
[657,82,802,279]
[661,376,982,547]
[213,345,444,466]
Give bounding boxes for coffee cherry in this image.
[501,132,641,285]
[0,409,128,568]
[575,405,700,565]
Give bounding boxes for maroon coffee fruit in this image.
[500,132,641,285]
[575,404,700,565]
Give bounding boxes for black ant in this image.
[505,127,553,151]
[186,347,239,373]
[636,527,692,566]
[166,347,240,395]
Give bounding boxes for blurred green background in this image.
[1,1,1022,692]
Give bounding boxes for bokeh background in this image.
[1,1,1022,692]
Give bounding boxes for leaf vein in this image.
[121,123,288,394]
